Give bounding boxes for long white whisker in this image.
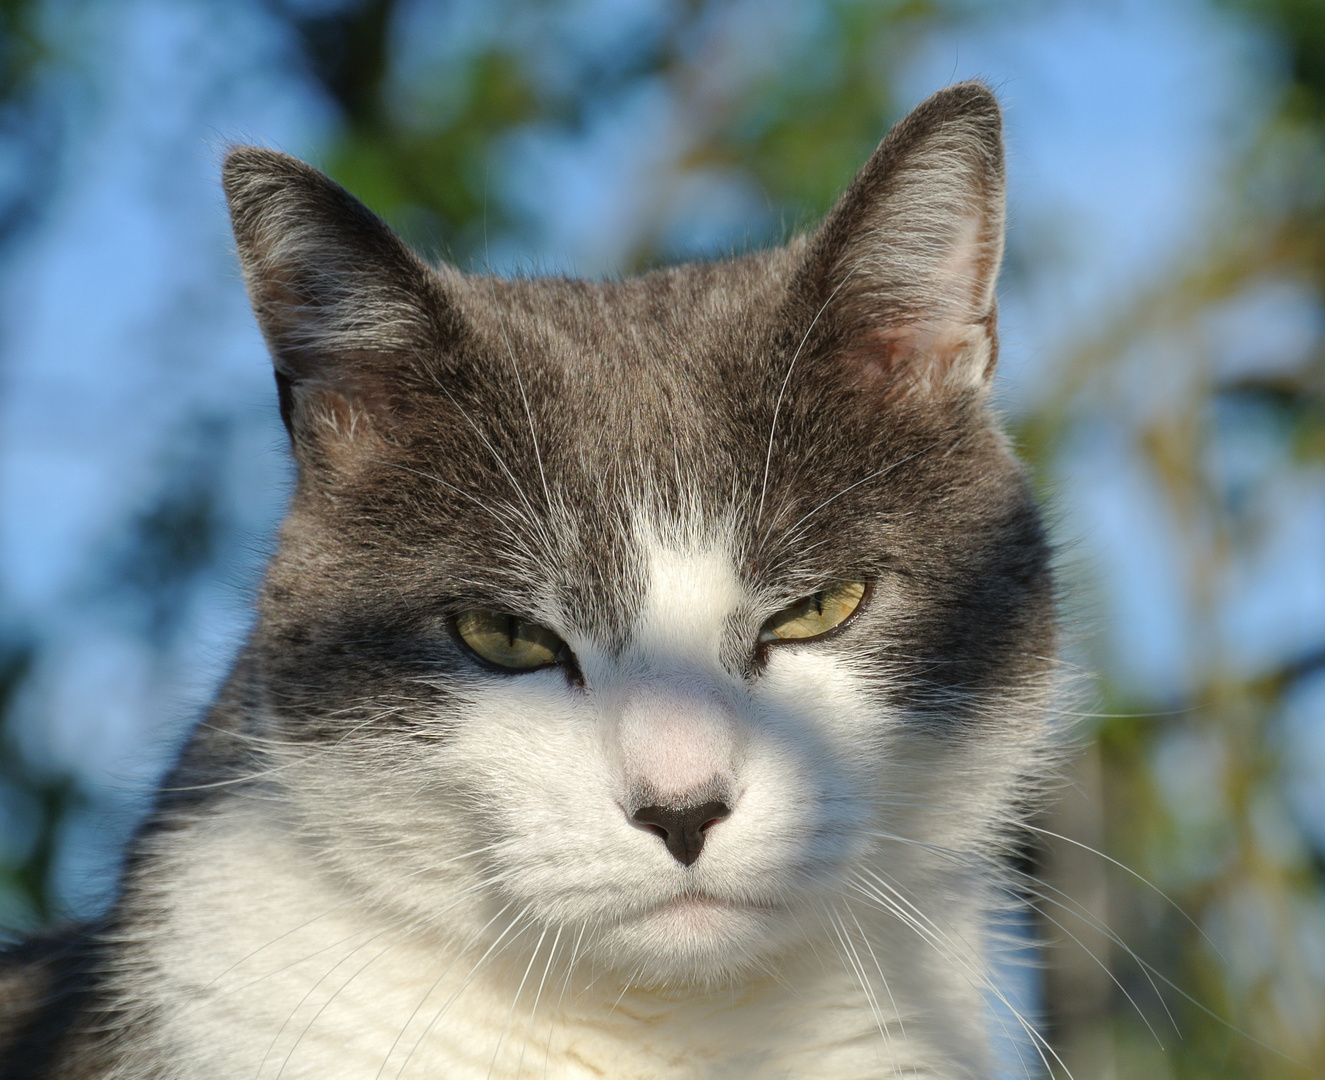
[276,922,419,1079]
[844,904,911,1074]
[425,370,552,551]
[825,905,899,1077]
[494,302,553,514]
[376,901,515,1080]
[851,869,1068,1080]
[864,821,1177,1038]
[379,460,541,559]
[1018,821,1226,962]
[514,924,561,1080]
[257,922,391,1080]
[756,267,858,525]
[198,875,497,1022]
[395,906,533,1080]
[780,441,939,544]
[486,924,549,1080]
[1021,886,1167,1048]
[1004,866,1179,1036]
[544,921,586,1079]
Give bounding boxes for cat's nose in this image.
[631,799,731,866]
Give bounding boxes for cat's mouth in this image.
[632,891,781,920]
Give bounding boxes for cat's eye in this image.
[454,610,567,672]
[758,581,868,645]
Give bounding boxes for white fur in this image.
[119,533,1044,1078]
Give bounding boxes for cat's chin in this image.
[591,894,795,986]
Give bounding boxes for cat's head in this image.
[220,81,1055,988]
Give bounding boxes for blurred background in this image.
[0,0,1323,1075]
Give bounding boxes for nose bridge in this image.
[617,681,739,805]
[630,540,740,667]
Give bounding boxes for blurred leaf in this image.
[0,637,77,931]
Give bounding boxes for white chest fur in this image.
[124,805,974,1080]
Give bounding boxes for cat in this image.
[0,80,1056,1079]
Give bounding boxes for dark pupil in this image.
[814,592,824,616]
[506,615,518,647]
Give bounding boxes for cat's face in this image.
[220,82,1055,988]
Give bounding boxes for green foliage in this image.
[0,639,77,934]
[277,0,953,263]
[1234,0,1325,118]
[324,49,539,256]
[0,0,63,243]
[695,1,941,218]
[1022,1,1325,1064]
[0,0,46,100]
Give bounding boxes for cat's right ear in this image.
[223,147,453,457]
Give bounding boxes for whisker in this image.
[844,903,911,1073]
[375,901,516,1080]
[778,441,941,548]
[262,918,401,1080]
[494,299,553,515]
[393,905,533,1080]
[514,924,561,1080]
[756,266,859,526]
[824,904,899,1076]
[486,924,549,1080]
[543,921,586,1079]
[423,369,555,553]
[276,922,419,1079]
[845,868,1067,1080]
[379,460,542,561]
[1018,885,1168,1048]
[1017,821,1226,962]
[196,876,497,1036]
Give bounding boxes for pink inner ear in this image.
[836,202,1001,400]
[935,209,997,316]
[848,315,996,399]
[852,325,927,389]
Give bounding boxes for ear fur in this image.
[223,147,453,454]
[801,81,1006,399]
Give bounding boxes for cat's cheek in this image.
[754,648,892,776]
[441,677,640,905]
[746,652,895,858]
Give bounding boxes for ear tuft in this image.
[802,81,1006,399]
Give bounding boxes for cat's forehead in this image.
[339,249,997,641]
[458,250,799,360]
[446,253,800,432]
[428,250,865,538]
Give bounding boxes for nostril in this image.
[630,799,732,867]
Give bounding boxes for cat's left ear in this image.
[223,146,456,453]
[799,81,1005,399]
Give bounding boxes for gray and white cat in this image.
[0,81,1057,1079]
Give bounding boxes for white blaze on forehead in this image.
[603,537,747,800]
[631,540,744,666]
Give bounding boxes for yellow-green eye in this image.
[758,581,868,644]
[454,611,566,671]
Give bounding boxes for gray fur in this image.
[0,82,1057,1079]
